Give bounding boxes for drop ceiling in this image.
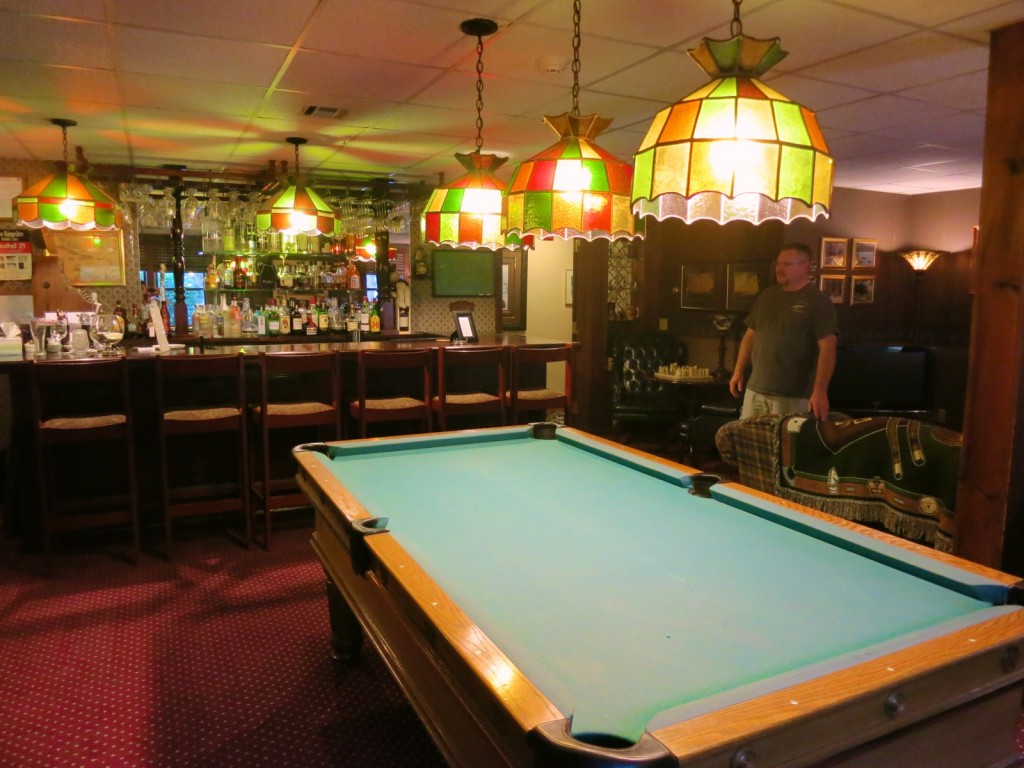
[1,0,1021,195]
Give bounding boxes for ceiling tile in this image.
[938,3,1024,43]
[120,73,266,116]
[817,95,959,134]
[303,0,470,68]
[0,1,106,20]
[116,27,289,86]
[278,50,444,103]
[0,62,122,103]
[799,31,989,92]
[109,0,320,45]
[0,12,113,69]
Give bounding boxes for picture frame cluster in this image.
[679,261,769,312]
[818,237,877,306]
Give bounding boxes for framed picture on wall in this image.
[851,276,876,305]
[819,274,845,304]
[852,239,877,269]
[42,229,126,286]
[680,262,722,309]
[820,237,848,270]
[501,250,527,330]
[726,261,769,311]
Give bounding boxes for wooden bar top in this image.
[5,332,574,366]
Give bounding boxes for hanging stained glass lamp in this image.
[504,0,638,241]
[422,18,514,251]
[256,137,340,237]
[631,1,834,225]
[15,118,120,231]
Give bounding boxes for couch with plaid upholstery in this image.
[715,414,962,551]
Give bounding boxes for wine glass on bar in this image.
[49,315,68,355]
[90,313,125,356]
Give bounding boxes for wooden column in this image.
[170,185,189,336]
[573,239,610,433]
[955,20,1024,572]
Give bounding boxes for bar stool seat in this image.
[31,358,141,564]
[349,349,432,438]
[431,345,506,430]
[508,344,574,426]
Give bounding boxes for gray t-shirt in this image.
[745,283,838,398]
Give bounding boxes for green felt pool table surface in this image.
[295,424,1024,768]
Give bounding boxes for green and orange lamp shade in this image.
[505,113,639,241]
[631,35,834,225]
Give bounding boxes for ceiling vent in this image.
[302,105,348,120]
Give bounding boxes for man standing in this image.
[729,243,838,420]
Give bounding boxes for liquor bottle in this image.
[369,300,381,333]
[327,297,342,332]
[221,220,237,253]
[345,302,358,333]
[233,257,247,290]
[126,303,140,337]
[279,300,291,335]
[132,303,147,337]
[358,298,370,334]
[304,300,318,336]
[316,298,330,332]
[206,257,220,290]
[255,306,267,337]
[159,300,171,335]
[228,298,242,337]
[291,301,304,336]
[241,297,257,337]
[347,260,361,291]
[266,299,281,337]
[113,300,128,324]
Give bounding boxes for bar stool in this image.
[431,345,507,430]
[156,353,250,555]
[509,344,574,426]
[30,358,141,563]
[250,351,341,549]
[349,348,432,438]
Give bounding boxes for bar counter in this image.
[4,332,575,544]
[5,331,573,365]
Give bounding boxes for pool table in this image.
[294,424,1024,768]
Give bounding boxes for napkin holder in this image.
[0,322,24,358]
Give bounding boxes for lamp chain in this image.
[571,0,581,116]
[294,141,301,176]
[731,0,743,37]
[61,124,69,164]
[474,34,485,153]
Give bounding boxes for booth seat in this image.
[610,331,688,441]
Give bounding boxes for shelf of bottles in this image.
[158,225,389,340]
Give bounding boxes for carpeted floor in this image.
[0,519,449,768]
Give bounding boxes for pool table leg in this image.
[323,570,364,662]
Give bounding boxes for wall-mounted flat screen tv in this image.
[432,250,496,297]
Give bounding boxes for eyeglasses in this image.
[775,259,808,268]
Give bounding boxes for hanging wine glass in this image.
[182,187,203,231]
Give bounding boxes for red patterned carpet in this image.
[0,520,448,768]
